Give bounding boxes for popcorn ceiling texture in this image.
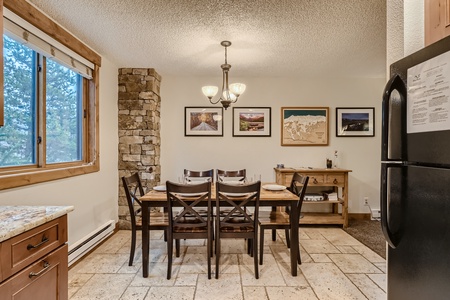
[29,0,386,78]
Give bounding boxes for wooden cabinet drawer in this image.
[325,174,345,186]
[0,215,67,282]
[308,174,325,185]
[0,244,68,300]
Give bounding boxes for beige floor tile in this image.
[129,262,177,287]
[178,253,212,275]
[300,263,367,300]
[240,253,286,286]
[346,274,386,300]
[146,286,195,300]
[310,254,332,263]
[70,274,135,300]
[302,228,326,240]
[335,245,358,254]
[301,239,341,254]
[351,245,386,263]
[175,273,198,286]
[68,229,387,300]
[76,253,129,273]
[215,253,240,274]
[373,262,386,273]
[367,274,387,293]
[120,286,149,300]
[195,273,243,300]
[266,286,318,300]
[68,273,94,287]
[243,286,269,300]
[319,228,362,246]
[328,254,382,274]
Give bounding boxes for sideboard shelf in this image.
[274,167,352,228]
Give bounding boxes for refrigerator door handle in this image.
[381,74,407,161]
[381,162,403,248]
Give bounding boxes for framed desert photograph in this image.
[232,107,271,137]
[336,107,375,137]
[281,107,329,146]
[185,107,223,136]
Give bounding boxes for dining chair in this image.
[184,169,214,183]
[215,181,261,279]
[166,181,213,279]
[122,172,169,266]
[216,169,246,182]
[258,173,309,265]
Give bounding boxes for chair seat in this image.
[136,212,169,227]
[220,225,254,233]
[173,225,208,233]
[258,210,290,225]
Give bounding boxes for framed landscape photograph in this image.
[185,107,223,136]
[336,107,375,137]
[281,107,329,146]
[232,107,271,137]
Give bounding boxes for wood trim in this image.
[0,1,3,127]
[3,0,101,66]
[0,164,99,190]
[0,1,101,190]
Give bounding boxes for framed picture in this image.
[281,107,329,146]
[232,107,271,137]
[184,107,223,136]
[336,107,375,137]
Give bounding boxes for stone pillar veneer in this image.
[118,68,161,229]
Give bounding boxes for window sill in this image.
[0,162,99,190]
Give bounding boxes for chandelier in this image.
[202,41,246,110]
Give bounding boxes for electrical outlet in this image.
[364,197,369,205]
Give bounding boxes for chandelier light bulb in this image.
[229,83,246,97]
[202,86,218,99]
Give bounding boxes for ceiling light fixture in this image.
[202,41,246,110]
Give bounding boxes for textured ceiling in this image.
[28,0,386,78]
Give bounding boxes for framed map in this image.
[185,107,223,136]
[281,107,329,146]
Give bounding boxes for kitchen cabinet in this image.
[425,0,450,45]
[274,168,351,228]
[0,207,72,300]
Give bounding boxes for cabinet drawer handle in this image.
[27,236,49,250]
[313,178,318,184]
[333,178,338,184]
[29,261,50,278]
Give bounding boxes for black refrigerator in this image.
[382,34,450,300]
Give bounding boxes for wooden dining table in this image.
[139,183,300,277]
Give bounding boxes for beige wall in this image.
[160,76,386,213]
[0,57,119,246]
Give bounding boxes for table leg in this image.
[289,201,299,276]
[142,202,150,278]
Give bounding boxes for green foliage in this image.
[0,35,83,167]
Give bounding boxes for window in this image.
[0,0,101,189]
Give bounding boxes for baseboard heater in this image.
[68,220,115,266]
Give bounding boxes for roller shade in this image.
[3,17,93,79]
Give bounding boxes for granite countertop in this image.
[0,206,74,242]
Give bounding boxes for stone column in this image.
[118,68,161,229]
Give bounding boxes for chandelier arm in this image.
[209,97,221,105]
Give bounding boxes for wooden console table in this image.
[274,167,352,228]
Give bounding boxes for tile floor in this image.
[68,228,386,300]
